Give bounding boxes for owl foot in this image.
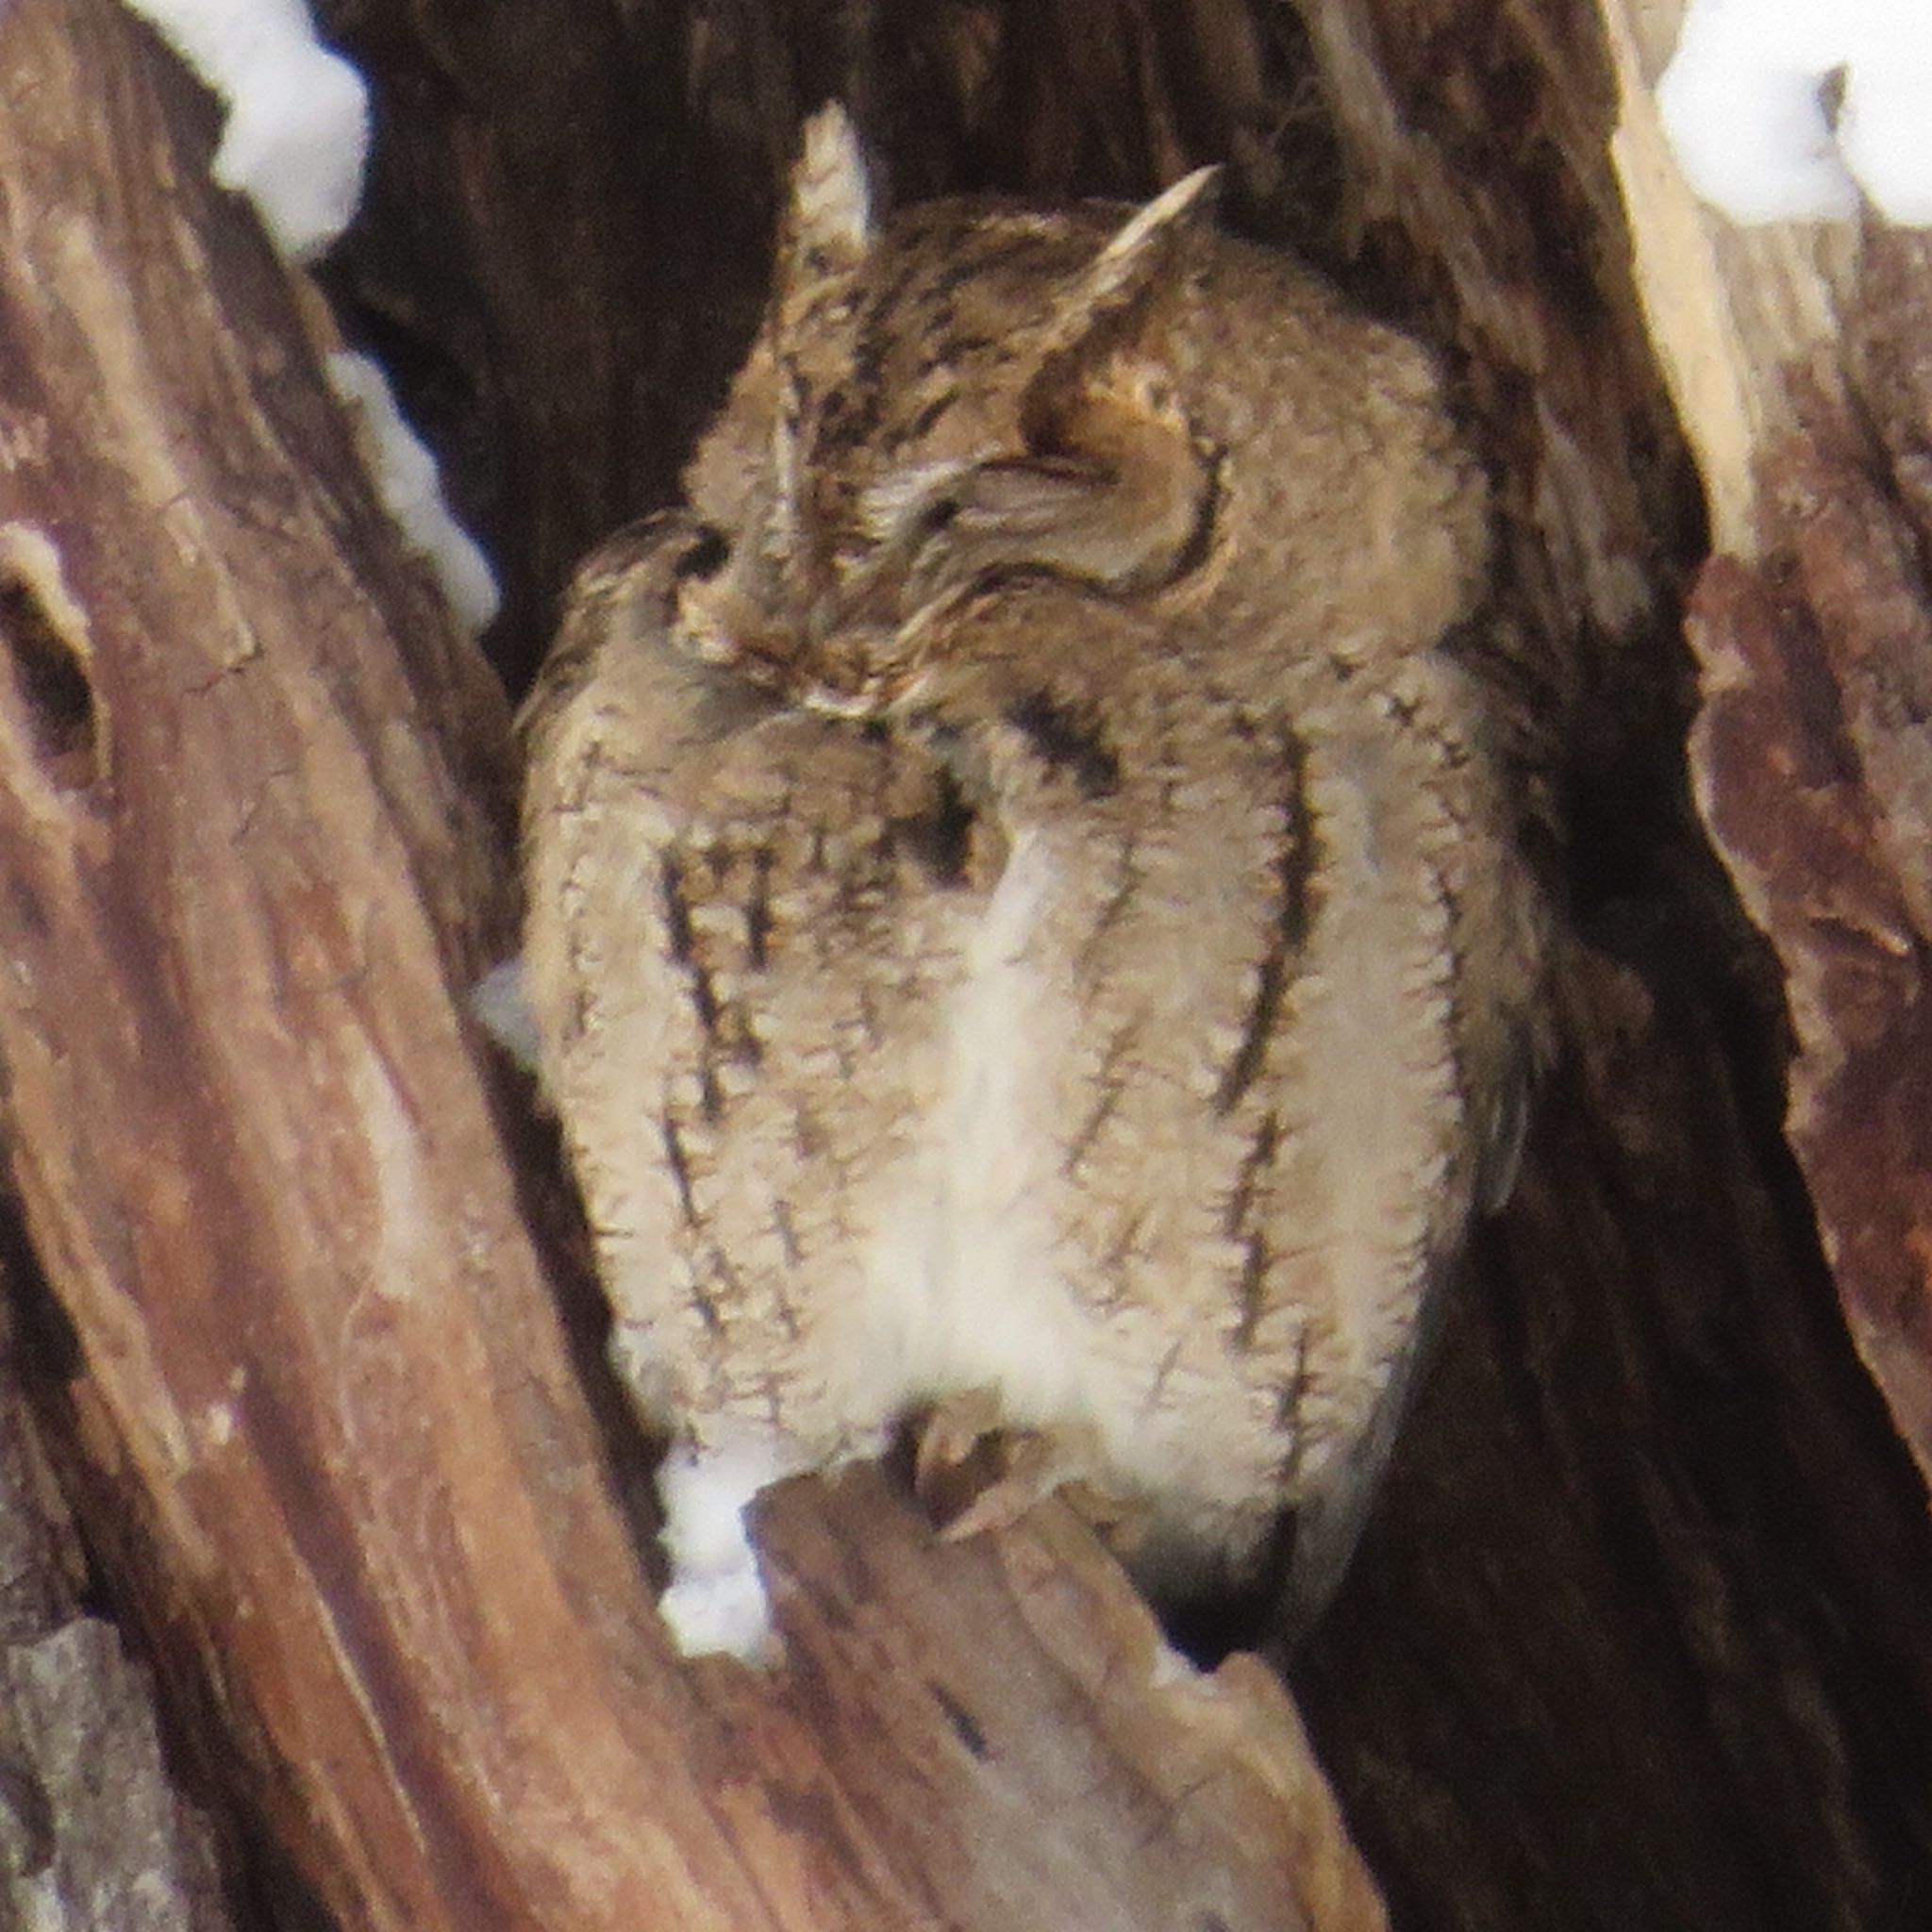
[911,1388,1005,1503]
[912,1394,1143,1544]
[938,1428,1086,1542]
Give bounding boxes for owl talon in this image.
[912,1388,1006,1497]
[1058,1479,1154,1549]
[937,1430,1070,1541]
[918,1413,1124,1543]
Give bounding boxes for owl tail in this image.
[1272,1253,1457,1656]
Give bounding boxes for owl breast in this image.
[838,827,1077,1415]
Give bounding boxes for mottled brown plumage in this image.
[519,108,1546,1658]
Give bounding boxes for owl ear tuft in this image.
[780,103,876,304]
[998,168,1222,593]
[1019,165,1219,467]
[746,106,876,604]
[1082,167,1220,313]
[1029,166,1220,384]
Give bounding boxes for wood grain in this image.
[1599,0,1932,1488]
[0,4,1386,1925]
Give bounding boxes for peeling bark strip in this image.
[1285,0,1932,1925]
[1689,509,1932,1481]
[0,6,768,1927]
[0,4,1385,1928]
[1600,0,1932,1482]
[751,1466,1391,1932]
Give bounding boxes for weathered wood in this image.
[1600,0,1932,1485]
[320,0,1932,1920]
[314,0,745,692]
[0,1293,240,1930]
[1278,2,1932,1926]
[749,1468,1388,1932]
[11,0,1932,1926]
[0,4,1388,1927]
[0,8,760,1927]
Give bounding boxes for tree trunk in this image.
[1598,0,1932,1484]
[0,1289,241,1929]
[2,0,1927,1928]
[0,3,1388,1927]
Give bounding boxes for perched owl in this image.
[519,108,1547,1660]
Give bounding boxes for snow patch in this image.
[655,1440,793,1664]
[469,957,543,1074]
[1658,0,1932,225]
[120,0,371,259]
[326,351,501,634]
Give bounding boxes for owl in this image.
[519,108,1547,1660]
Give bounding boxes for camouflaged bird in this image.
[518,107,1548,1659]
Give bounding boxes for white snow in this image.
[468,958,543,1073]
[1658,0,1932,225]
[119,10,499,629]
[654,1440,793,1663]
[121,0,371,259]
[326,352,502,634]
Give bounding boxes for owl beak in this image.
[795,679,879,721]
[794,620,907,720]
[675,575,808,695]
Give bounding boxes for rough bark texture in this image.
[0,1295,240,1931]
[1286,3,1932,1924]
[1598,0,1932,1488]
[4,0,1930,1928]
[0,2,1391,1927]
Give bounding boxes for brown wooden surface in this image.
[5,1,1930,1928]
[0,3,1391,1926]
[1601,0,1932,1486]
[0,1291,241,1929]
[1285,3,1932,1925]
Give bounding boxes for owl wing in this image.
[1258,646,1548,1649]
[520,514,970,1450]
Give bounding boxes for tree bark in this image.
[1283,2,1932,1924]
[6,0,1931,1929]
[0,1291,240,1929]
[0,3,1391,1927]
[1599,0,1932,1485]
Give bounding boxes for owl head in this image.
[678,104,1224,688]
[680,104,1494,724]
